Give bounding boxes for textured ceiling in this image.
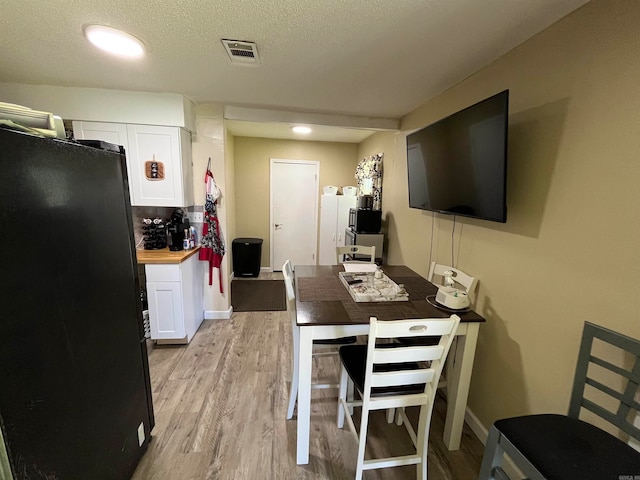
[0,0,589,141]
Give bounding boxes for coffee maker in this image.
[167,208,190,251]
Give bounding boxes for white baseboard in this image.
[465,407,489,443]
[465,407,523,479]
[204,307,232,320]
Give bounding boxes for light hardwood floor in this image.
[132,276,485,480]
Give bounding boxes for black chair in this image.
[478,321,640,480]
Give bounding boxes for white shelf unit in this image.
[318,194,357,265]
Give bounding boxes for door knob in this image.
[274,223,283,230]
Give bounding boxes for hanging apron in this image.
[199,159,226,293]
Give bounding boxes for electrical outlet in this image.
[137,422,145,447]
[192,212,204,223]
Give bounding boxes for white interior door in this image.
[271,159,319,270]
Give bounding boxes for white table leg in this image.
[443,323,479,450]
[296,326,313,464]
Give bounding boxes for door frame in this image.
[269,158,320,271]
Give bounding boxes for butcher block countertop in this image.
[136,246,201,264]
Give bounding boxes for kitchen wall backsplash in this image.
[132,205,203,249]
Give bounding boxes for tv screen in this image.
[406,90,508,223]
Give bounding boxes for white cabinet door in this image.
[145,255,203,343]
[72,121,134,203]
[336,196,357,247]
[72,121,128,148]
[147,281,185,340]
[318,195,339,265]
[180,253,204,342]
[127,124,193,207]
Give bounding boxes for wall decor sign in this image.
[355,152,383,210]
[145,155,164,180]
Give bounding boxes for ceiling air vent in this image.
[221,39,260,65]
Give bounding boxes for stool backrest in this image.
[362,315,460,411]
[569,322,640,442]
[427,262,478,303]
[282,260,296,323]
[336,245,375,264]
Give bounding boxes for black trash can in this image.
[232,238,263,277]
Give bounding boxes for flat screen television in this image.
[406,90,509,223]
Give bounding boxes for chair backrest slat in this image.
[374,317,457,339]
[584,377,640,411]
[371,369,435,388]
[373,345,444,364]
[568,321,640,443]
[589,355,634,380]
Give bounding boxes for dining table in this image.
[293,264,486,465]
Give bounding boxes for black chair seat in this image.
[395,336,440,347]
[339,344,425,397]
[314,336,357,345]
[495,414,640,480]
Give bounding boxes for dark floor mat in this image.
[231,280,286,312]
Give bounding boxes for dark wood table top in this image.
[295,264,486,327]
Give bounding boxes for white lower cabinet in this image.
[145,254,203,343]
[72,121,193,207]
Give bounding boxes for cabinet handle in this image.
[338,232,342,242]
[332,233,335,242]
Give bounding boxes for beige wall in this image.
[234,137,359,268]
[225,128,237,257]
[359,0,640,430]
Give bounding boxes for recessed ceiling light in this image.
[84,25,145,58]
[292,126,312,134]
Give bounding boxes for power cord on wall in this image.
[431,213,465,271]
[428,211,435,272]
[451,216,456,268]
[456,222,464,270]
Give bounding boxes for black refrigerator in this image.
[0,128,154,479]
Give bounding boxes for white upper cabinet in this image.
[73,121,193,207]
[73,121,128,148]
[126,125,193,207]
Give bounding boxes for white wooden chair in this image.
[337,315,460,480]
[385,263,477,424]
[427,262,478,304]
[428,262,477,389]
[283,260,355,419]
[336,245,375,264]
